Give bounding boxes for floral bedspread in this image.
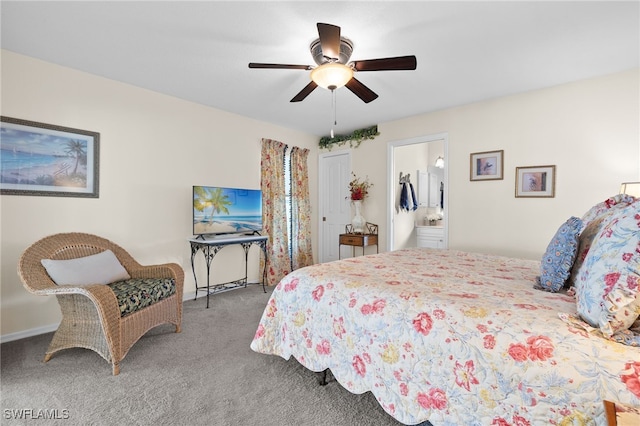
[250,248,640,425]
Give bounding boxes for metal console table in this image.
[188,234,268,308]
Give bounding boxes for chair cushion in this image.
[109,278,176,317]
[41,249,130,286]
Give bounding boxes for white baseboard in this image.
[1,323,58,344]
[1,284,264,343]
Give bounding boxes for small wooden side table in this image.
[339,223,378,259]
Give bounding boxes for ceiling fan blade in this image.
[249,63,312,70]
[290,81,318,102]
[351,55,417,72]
[345,78,378,103]
[317,23,341,60]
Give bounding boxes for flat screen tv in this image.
[193,186,262,237]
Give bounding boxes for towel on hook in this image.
[409,183,418,211]
[400,182,410,211]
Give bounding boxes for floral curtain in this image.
[260,138,289,286]
[290,146,314,270]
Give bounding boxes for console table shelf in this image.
[188,234,268,308]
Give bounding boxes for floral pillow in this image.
[575,200,640,339]
[569,194,637,288]
[579,193,636,228]
[536,216,582,292]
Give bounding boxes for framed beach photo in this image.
[1,116,99,197]
[470,150,503,181]
[515,165,556,198]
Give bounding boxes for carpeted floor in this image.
[1,284,412,426]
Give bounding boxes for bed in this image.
[251,197,640,425]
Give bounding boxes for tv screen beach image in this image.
[193,186,262,235]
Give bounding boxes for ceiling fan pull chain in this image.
[331,89,337,138]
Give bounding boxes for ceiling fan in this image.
[248,23,417,103]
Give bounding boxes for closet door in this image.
[319,151,351,263]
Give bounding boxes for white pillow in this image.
[41,249,131,286]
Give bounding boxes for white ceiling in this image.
[1,1,638,137]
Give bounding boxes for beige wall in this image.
[334,68,639,258]
[2,49,638,341]
[0,51,319,339]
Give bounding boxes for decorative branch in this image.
[319,125,380,150]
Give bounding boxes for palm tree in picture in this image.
[193,186,232,223]
[64,140,86,175]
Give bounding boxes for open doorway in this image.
[387,133,448,251]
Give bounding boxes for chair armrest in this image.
[33,283,118,311]
[26,283,122,347]
[128,263,184,297]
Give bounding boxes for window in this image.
[260,139,312,285]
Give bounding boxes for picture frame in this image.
[1,116,99,197]
[515,165,556,198]
[470,150,504,181]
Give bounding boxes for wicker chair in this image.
[18,232,184,375]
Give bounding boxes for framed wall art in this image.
[1,116,99,197]
[470,150,503,181]
[515,165,556,198]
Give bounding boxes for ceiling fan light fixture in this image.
[310,63,353,90]
[249,23,416,103]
